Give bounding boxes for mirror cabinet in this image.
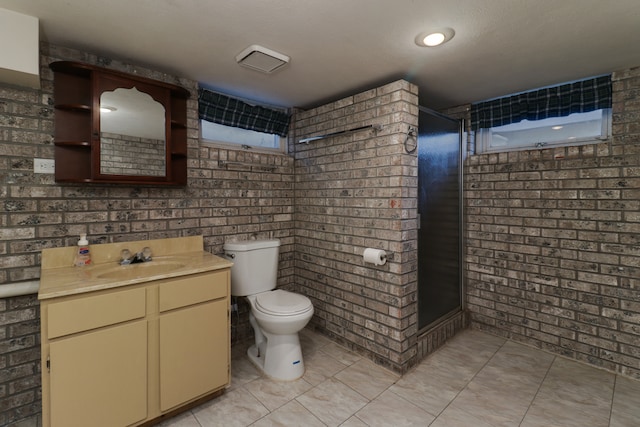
[50,61,190,185]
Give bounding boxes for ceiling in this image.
[2,0,640,110]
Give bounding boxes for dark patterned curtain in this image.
[198,89,290,137]
[471,75,612,130]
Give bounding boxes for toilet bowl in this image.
[246,290,313,380]
[223,239,314,381]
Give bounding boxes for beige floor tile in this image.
[334,358,399,400]
[416,349,483,383]
[245,376,314,411]
[471,341,554,393]
[339,416,369,426]
[192,387,269,427]
[10,419,41,427]
[610,376,640,427]
[390,362,469,417]
[424,331,504,376]
[228,354,261,391]
[443,381,532,427]
[299,327,334,356]
[445,328,506,354]
[520,357,614,427]
[541,356,615,396]
[303,347,348,386]
[390,330,502,417]
[429,405,498,427]
[355,389,436,426]
[156,411,201,427]
[297,377,369,427]
[415,344,490,377]
[487,340,555,374]
[159,329,640,427]
[429,339,549,426]
[317,342,362,366]
[251,400,326,427]
[520,410,608,427]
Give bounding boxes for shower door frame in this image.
[416,106,465,333]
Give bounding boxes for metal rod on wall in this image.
[218,160,276,171]
[297,124,382,144]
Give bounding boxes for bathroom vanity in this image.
[38,236,233,427]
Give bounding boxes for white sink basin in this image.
[97,262,186,280]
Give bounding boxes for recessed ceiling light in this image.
[552,125,563,130]
[415,28,455,47]
[424,33,445,46]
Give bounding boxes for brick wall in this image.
[291,81,421,372]
[0,295,40,426]
[3,39,636,424]
[463,67,640,379]
[0,43,294,426]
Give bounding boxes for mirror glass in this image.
[99,87,166,176]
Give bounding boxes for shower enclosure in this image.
[417,107,463,331]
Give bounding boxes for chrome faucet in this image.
[120,247,153,265]
[140,246,153,262]
[120,249,133,265]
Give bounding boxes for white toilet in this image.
[223,239,314,381]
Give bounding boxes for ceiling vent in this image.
[235,45,290,74]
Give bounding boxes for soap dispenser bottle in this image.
[74,234,92,267]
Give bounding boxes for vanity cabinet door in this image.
[159,298,229,411]
[48,320,147,427]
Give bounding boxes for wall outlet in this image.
[34,158,55,174]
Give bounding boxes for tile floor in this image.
[160,328,640,427]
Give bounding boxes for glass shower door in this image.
[417,107,463,331]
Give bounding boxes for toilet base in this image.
[246,332,305,381]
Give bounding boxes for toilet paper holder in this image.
[363,248,388,266]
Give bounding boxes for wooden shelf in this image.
[54,141,91,147]
[55,104,91,112]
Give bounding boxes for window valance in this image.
[471,75,612,130]
[198,89,290,137]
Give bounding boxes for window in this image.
[200,120,283,151]
[198,88,289,152]
[477,108,611,153]
[472,75,612,154]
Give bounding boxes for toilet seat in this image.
[255,290,312,316]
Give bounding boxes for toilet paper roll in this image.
[363,248,387,266]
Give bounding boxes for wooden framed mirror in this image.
[50,61,190,185]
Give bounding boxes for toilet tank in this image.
[223,239,280,296]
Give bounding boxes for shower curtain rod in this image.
[297,124,382,144]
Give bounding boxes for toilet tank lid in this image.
[223,239,281,251]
